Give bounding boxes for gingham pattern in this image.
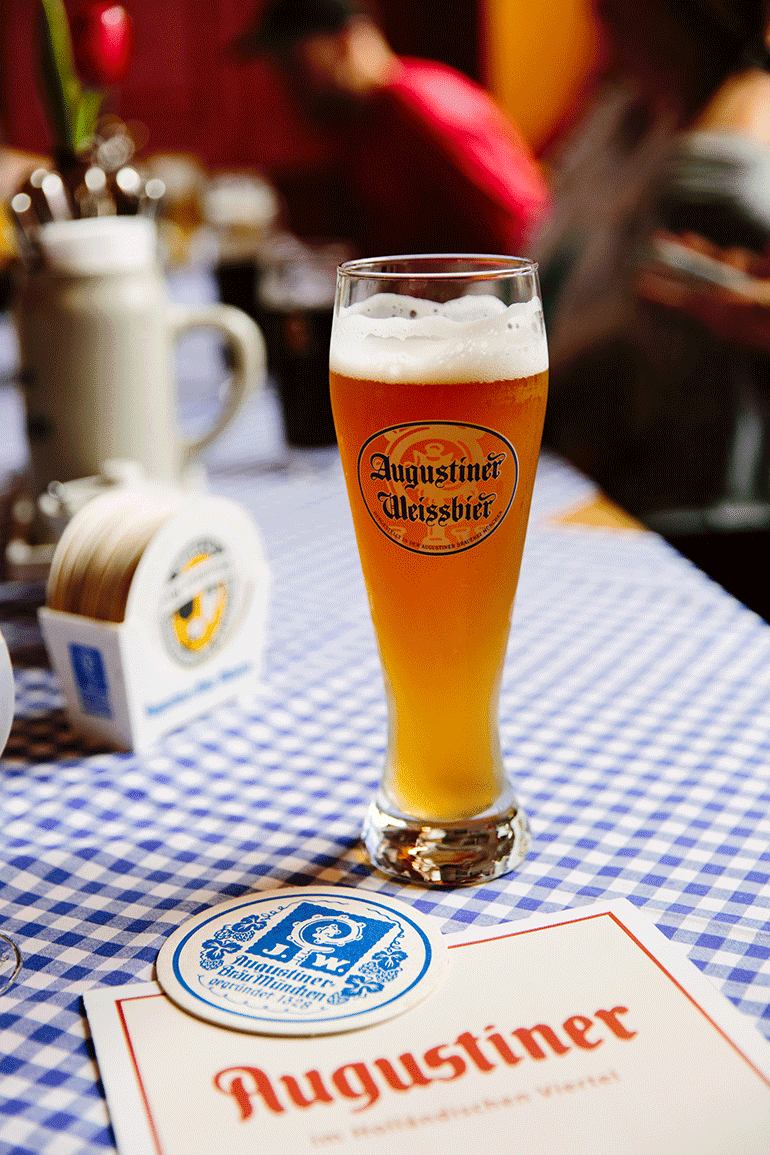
[2,285,770,1154]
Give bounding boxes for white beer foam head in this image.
[330,292,548,383]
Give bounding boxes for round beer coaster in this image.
[156,886,447,1035]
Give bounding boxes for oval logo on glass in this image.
[357,422,519,554]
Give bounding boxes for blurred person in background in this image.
[232,0,550,257]
[537,0,770,619]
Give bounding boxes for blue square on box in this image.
[69,643,113,718]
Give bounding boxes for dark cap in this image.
[234,0,364,55]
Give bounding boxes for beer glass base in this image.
[361,786,531,887]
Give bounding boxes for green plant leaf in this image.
[36,0,83,150]
[73,88,104,151]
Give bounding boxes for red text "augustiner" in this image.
[214,1006,637,1121]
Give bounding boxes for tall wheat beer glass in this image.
[330,256,548,885]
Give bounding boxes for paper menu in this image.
[84,899,770,1155]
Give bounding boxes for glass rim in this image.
[0,933,21,995]
[336,254,538,281]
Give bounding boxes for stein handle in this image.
[168,302,266,464]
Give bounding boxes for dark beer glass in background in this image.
[330,256,549,885]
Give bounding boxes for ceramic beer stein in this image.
[14,216,265,494]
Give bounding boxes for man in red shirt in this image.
[235,0,549,256]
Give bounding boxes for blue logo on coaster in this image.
[156,887,447,1035]
[69,643,112,718]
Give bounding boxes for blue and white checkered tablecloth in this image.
[2,283,770,1154]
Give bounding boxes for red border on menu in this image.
[449,910,770,1089]
[85,900,770,1155]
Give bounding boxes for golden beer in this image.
[330,257,548,884]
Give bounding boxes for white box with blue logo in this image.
[38,494,270,751]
